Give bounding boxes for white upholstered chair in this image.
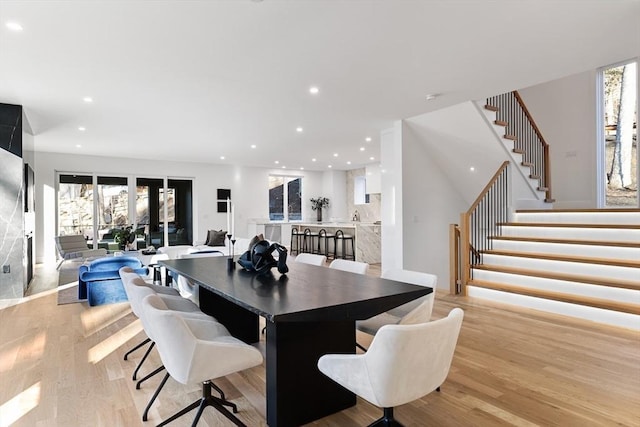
[294,252,327,266]
[119,268,214,387]
[329,258,369,275]
[356,269,437,340]
[175,250,224,303]
[141,293,263,427]
[318,308,464,427]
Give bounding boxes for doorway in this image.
[598,59,638,208]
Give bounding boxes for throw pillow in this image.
[205,230,227,246]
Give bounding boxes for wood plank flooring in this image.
[0,263,638,426]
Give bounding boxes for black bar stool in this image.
[302,228,320,253]
[290,228,303,255]
[317,229,335,258]
[334,229,355,260]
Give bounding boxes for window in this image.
[58,174,94,243]
[269,176,302,221]
[599,60,638,207]
[97,176,128,247]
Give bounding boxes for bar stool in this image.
[290,228,303,255]
[334,229,355,260]
[302,228,319,254]
[317,229,335,258]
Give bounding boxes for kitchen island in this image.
[292,222,381,264]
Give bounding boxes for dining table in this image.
[160,256,432,427]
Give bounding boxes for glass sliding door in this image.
[269,175,303,221]
[167,179,192,246]
[136,178,164,249]
[58,174,94,246]
[97,176,128,250]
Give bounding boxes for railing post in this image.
[459,212,470,296]
[449,223,458,295]
[544,144,552,202]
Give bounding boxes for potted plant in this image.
[310,197,330,222]
[114,225,135,250]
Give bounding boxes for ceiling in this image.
[1,1,638,171]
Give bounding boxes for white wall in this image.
[29,151,325,263]
[518,70,598,208]
[321,170,348,221]
[400,123,468,289]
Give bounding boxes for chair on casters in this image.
[356,269,437,352]
[141,293,263,427]
[334,229,355,260]
[318,308,464,427]
[329,258,369,275]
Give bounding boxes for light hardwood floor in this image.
[1,262,638,427]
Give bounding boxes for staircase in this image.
[467,209,640,329]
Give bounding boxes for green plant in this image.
[310,197,329,210]
[114,225,134,247]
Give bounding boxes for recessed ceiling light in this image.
[83,96,93,103]
[282,166,286,169]
[365,137,372,142]
[274,160,279,164]
[470,166,475,172]
[311,158,316,162]
[300,167,304,170]
[347,161,352,165]
[78,126,86,131]
[360,147,365,151]
[333,153,338,157]
[6,22,23,32]
[220,156,225,160]
[369,156,375,161]
[328,165,332,168]
[296,127,303,133]
[425,93,439,101]
[75,144,82,148]
[309,86,319,95]
[251,144,257,149]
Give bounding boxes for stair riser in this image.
[481,254,639,281]
[467,286,640,330]
[500,227,640,242]
[490,240,640,261]
[514,212,640,225]
[472,269,640,304]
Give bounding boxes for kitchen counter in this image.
[292,223,381,264]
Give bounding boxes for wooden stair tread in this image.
[498,222,640,229]
[484,105,499,112]
[468,279,640,315]
[504,134,517,140]
[529,174,540,179]
[494,120,508,126]
[512,148,524,154]
[515,208,640,213]
[488,235,640,248]
[480,249,640,268]
[473,264,640,290]
[521,161,534,167]
[537,187,548,191]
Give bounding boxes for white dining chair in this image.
[318,308,464,426]
[176,250,224,303]
[141,293,263,427]
[357,269,437,340]
[294,253,327,266]
[329,258,369,275]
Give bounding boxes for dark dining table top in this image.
[160,256,432,323]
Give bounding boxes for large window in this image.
[58,174,193,248]
[269,176,302,221]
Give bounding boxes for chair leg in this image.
[210,380,238,413]
[368,407,403,427]
[142,372,170,421]
[132,341,155,380]
[136,365,165,389]
[124,337,151,361]
[156,380,246,427]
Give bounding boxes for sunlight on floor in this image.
[0,332,46,374]
[0,381,41,427]
[80,302,132,337]
[88,319,143,364]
